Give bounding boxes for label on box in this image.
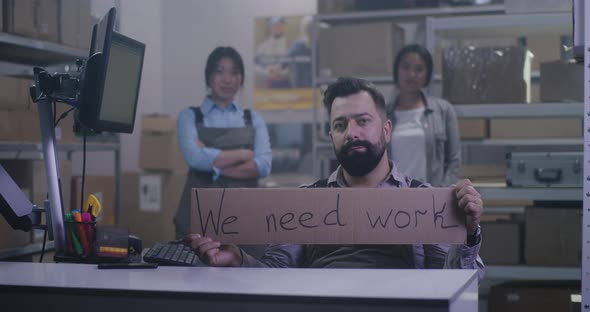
[139,175,162,212]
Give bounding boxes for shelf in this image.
[433,71,541,82]
[485,206,526,214]
[0,141,120,154]
[0,241,54,260]
[315,76,393,86]
[0,32,87,67]
[317,4,505,23]
[476,185,582,201]
[461,138,582,147]
[426,12,571,39]
[485,265,580,280]
[454,103,583,118]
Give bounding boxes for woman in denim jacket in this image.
[387,44,461,187]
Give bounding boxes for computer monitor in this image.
[79,8,145,133]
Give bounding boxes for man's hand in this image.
[185,234,242,267]
[455,179,483,234]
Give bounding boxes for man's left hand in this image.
[455,179,483,234]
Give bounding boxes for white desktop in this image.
[0,262,478,311]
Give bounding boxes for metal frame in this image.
[582,0,590,308]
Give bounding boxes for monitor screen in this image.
[95,32,145,133]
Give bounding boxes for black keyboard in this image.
[143,242,203,266]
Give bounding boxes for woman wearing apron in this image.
[175,47,272,258]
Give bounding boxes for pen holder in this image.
[64,220,97,259]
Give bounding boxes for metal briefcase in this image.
[506,152,582,187]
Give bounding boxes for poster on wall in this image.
[254,15,315,110]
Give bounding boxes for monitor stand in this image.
[36,96,66,254]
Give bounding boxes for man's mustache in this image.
[342,140,372,154]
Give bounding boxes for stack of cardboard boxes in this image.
[318,21,404,79]
[2,0,92,48]
[119,115,187,248]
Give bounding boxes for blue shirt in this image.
[177,97,272,180]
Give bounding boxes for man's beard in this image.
[334,136,386,177]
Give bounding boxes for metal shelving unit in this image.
[311,5,586,294]
[317,4,505,23]
[0,33,122,259]
[477,185,581,201]
[0,32,86,68]
[310,4,514,179]
[486,265,581,281]
[582,0,590,307]
[454,103,583,118]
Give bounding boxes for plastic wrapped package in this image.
[442,46,532,104]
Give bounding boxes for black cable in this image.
[53,102,57,127]
[54,107,75,127]
[39,228,47,263]
[80,129,87,212]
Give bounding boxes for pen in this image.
[73,211,90,257]
[65,213,83,256]
[82,212,94,254]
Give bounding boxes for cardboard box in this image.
[139,115,186,171]
[72,176,116,225]
[190,188,466,245]
[317,0,356,14]
[457,118,488,139]
[525,207,581,266]
[480,222,521,265]
[319,22,404,77]
[119,172,185,248]
[442,46,531,104]
[489,281,579,312]
[540,61,584,103]
[0,109,40,141]
[489,118,582,139]
[4,0,59,42]
[28,104,75,143]
[0,216,32,250]
[0,77,30,110]
[59,0,92,49]
[527,35,562,73]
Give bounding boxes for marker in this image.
[65,213,83,256]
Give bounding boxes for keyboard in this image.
[143,242,203,266]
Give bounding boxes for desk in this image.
[0,262,478,312]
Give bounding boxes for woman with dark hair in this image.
[174,47,272,243]
[388,44,460,187]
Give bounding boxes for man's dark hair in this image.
[323,77,386,119]
[393,44,433,87]
[205,46,245,87]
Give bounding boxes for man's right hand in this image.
[184,234,241,267]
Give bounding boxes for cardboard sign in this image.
[190,188,467,244]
